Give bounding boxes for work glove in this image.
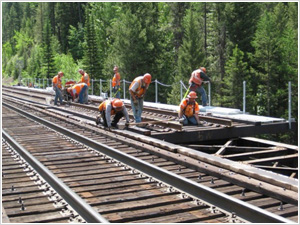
[178,117,185,124]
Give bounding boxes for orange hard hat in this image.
[187,91,198,98]
[143,73,152,84]
[58,71,64,76]
[200,67,206,74]
[112,99,124,108]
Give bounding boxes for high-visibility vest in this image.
[112,72,121,87]
[179,98,199,117]
[81,73,90,86]
[71,83,87,95]
[129,76,145,97]
[189,69,204,86]
[52,75,62,89]
[98,99,119,115]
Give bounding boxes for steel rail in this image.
[2,130,109,224]
[3,102,295,223]
[4,95,298,193]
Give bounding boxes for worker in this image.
[189,67,210,106]
[112,66,121,98]
[52,71,64,106]
[178,91,201,125]
[96,99,130,129]
[78,69,90,102]
[129,73,152,123]
[67,83,88,104]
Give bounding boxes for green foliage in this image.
[168,8,205,105]
[68,24,85,60]
[82,9,102,80]
[221,45,248,109]
[1,2,298,144]
[53,53,83,84]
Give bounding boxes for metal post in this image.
[109,79,112,98]
[180,81,183,100]
[91,79,94,95]
[123,79,126,99]
[100,79,102,96]
[208,82,211,106]
[288,81,291,129]
[243,81,246,113]
[155,79,158,103]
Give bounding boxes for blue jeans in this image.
[113,86,120,98]
[53,87,63,105]
[190,83,207,106]
[79,85,87,104]
[182,115,198,125]
[130,96,143,123]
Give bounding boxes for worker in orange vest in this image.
[96,99,130,128]
[52,71,64,106]
[189,67,210,106]
[78,69,90,102]
[112,66,121,98]
[66,83,88,104]
[129,73,152,123]
[178,91,201,125]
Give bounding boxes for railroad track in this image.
[3,86,298,179]
[2,96,298,223]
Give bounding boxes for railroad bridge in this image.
[2,85,298,223]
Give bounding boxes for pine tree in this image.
[221,45,248,109]
[168,8,205,104]
[83,9,102,80]
[42,19,56,79]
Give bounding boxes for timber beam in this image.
[152,121,297,144]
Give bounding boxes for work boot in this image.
[96,115,101,125]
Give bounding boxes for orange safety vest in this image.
[112,72,121,87]
[189,69,204,86]
[71,83,86,95]
[52,75,62,89]
[179,99,199,118]
[129,76,146,98]
[81,73,90,86]
[98,99,119,115]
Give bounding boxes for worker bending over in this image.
[189,67,210,106]
[67,83,88,104]
[96,99,130,128]
[178,91,201,125]
[129,73,152,123]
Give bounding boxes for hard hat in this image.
[112,99,124,108]
[143,73,152,84]
[200,67,206,74]
[187,91,198,98]
[78,69,84,74]
[58,71,64,76]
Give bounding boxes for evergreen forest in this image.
[2,2,298,144]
